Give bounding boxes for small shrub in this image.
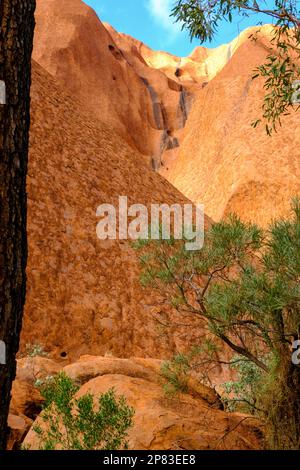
[25,343,48,358]
[31,373,134,450]
[161,341,222,397]
[161,354,190,396]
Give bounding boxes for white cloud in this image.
[146,0,181,39]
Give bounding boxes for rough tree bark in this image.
[0,0,35,449]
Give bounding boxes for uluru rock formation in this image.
[23,60,207,361]
[32,1,296,229]
[21,0,299,396]
[7,0,300,450]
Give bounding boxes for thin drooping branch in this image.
[218,332,269,372]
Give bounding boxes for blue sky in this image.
[84,0,277,56]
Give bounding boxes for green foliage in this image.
[31,373,134,450]
[25,343,48,358]
[20,443,30,451]
[221,355,266,413]
[252,24,300,134]
[171,1,300,133]
[161,340,221,395]
[135,199,300,448]
[161,354,190,396]
[136,201,300,371]
[172,1,246,42]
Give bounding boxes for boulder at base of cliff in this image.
[23,355,263,450]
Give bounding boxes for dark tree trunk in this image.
[0,0,35,450]
[268,354,300,449]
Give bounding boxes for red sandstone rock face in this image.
[103,23,198,168]
[103,23,204,86]
[7,414,30,451]
[22,61,209,361]
[26,0,222,361]
[104,19,298,226]
[161,28,300,226]
[34,2,293,229]
[33,0,157,160]
[35,0,248,171]
[33,0,200,168]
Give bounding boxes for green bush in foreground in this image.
[31,373,134,450]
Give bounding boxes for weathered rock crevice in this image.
[140,77,166,131]
[140,75,196,170]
